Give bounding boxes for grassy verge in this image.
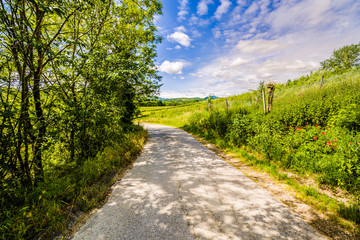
[0,125,147,240]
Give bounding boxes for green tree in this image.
[0,0,162,191]
[321,42,360,71]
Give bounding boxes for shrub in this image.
[227,113,253,146]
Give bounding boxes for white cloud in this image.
[236,0,247,6]
[266,0,357,33]
[235,39,285,54]
[175,45,182,49]
[197,0,213,16]
[258,0,270,12]
[178,0,189,21]
[158,61,185,74]
[189,14,211,27]
[244,1,258,15]
[192,29,202,38]
[213,28,222,38]
[214,0,232,20]
[230,57,251,67]
[223,29,243,44]
[167,31,192,47]
[192,56,251,84]
[189,15,199,25]
[175,26,187,32]
[257,60,319,74]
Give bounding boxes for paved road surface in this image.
[72,124,327,240]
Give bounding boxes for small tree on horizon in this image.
[321,42,360,71]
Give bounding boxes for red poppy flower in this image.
[298,128,302,130]
[315,125,318,127]
[333,139,337,142]
[327,141,332,145]
[314,136,318,140]
[322,132,325,135]
[333,144,337,148]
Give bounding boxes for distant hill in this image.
[140,96,220,106]
[140,97,205,106]
[204,96,220,100]
[159,97,203,102]
[160,96,220,101]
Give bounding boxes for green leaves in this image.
[321,42,360,71]
[1,0,162,237]
[50,6,66,17]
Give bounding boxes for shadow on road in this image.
[73,124,326,240]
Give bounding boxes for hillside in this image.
[139,67,360,236]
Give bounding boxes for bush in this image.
[329,103,360,131]
[0,127,147,239]
[227,113,253,146]
[339,200,360,224]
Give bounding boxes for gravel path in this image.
[72,124,327,240]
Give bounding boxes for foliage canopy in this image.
[0,0,162,238]
[321,42,360,71]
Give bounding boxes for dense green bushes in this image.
[0,126,147,239]
[182,69,360,192]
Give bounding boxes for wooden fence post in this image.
[266,82,275,113]
[262,89,266,114]
[207,96,212,115]
[226,99,229,114]
[320,75,324,88]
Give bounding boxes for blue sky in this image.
[154,0,360,98]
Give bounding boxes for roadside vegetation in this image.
[140,43,360,236]
[0,0,161,239]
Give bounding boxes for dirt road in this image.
[72,124,327,240]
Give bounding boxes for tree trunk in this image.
[33,6,45,184]
[12,44,33,187]
[70,128,75,163]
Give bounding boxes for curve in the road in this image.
[72,124,327,240]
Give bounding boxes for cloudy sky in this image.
[155,0,360,98]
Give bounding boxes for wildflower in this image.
[327,141,332,146]
[315,125,319,127]
[358,142,360,145]
[349,142,352,144]
[314,136,318,140]
[333,139,337,142]
[322,132,325,135]
[333,144,337,149]
[297,128,302,130]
